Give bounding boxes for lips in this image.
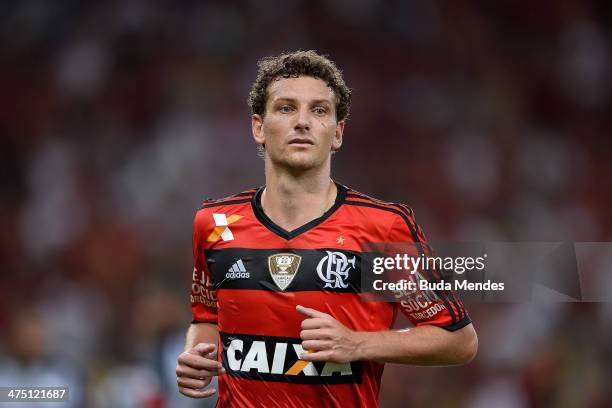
[288,137,314,145]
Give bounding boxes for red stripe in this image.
[215,290,395,337]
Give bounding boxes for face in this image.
[252,76,344,172]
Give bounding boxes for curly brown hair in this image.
[247,50,351,122]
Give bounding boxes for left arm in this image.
[297,305,478,366]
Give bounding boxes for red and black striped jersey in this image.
[190,182,471,408]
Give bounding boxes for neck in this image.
[261,160,337,231]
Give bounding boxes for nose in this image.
[294,108,311,132]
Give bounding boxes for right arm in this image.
[176,323,224,398]
[177,209,223,398]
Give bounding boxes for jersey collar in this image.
[251,181,347,240]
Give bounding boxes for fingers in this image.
[300,317,330,330]
[176,366,219,399]
[189,343,217,357]
[177,376,211,390]
[178,351,223,371]
[296,305,330,318]
[301,339,332,352]
[179,386,217,399]
[176,363,225,379]
[300,350,333,362]
[177,343,224,399]
[300,328,330,340]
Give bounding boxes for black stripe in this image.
[207,248,364,293]
[393,203,415,219]
[200,198,252,209]
[219,332,363,384]
[440,316,472,332]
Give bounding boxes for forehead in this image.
[267,76,335,104]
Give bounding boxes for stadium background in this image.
[1,1,611,407]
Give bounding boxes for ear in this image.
[252,114,265,146]
[331,120,344,151]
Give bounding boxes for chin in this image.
[285,158,319,171]
[274,153,323,171]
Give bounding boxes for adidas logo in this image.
[226,259,250,279]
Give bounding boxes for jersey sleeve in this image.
[190,209,218,324]
[387,207,471,332]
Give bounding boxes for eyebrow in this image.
[272,97,333,106]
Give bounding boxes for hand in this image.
[296,305,363,364]
[176,343,225,398]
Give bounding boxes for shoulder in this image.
[194,187,259,225]
[198,187,259,209]
[342,184,424,242]
[343,185,416,221]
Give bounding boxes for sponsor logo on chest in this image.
[220,332,362,384]
[208,213,243,242]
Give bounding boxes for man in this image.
[176,50,477,407]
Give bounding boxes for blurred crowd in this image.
[1,1,611,407]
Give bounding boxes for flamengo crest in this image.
[316,251,355,289]
[268,253,302,291]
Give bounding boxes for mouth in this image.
[288,137,314,146]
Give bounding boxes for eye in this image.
[313,106,327,115]
[279,105,294,113]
